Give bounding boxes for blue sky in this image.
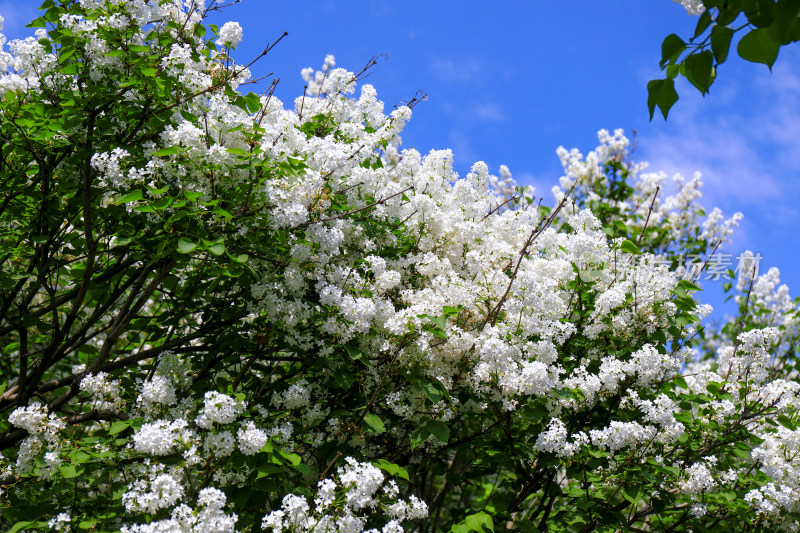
[3,0,799,319]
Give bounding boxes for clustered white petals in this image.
[196,391,243,428]
[673,0,705,15]
[262,458,427,533]
[216,21,242,48]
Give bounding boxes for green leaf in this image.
[69,450,91,463]
[279,449,302,466]
[405,369,449,403]
[554,388,574,400]
[769,0,800,44]
[647,78,679,120]
[207,242,226,256]
[738,28,780,69]
[619,239,641,255]
[684,50,714,94]
[676,279,702,292]
[146,185,169,195]
[660,33,686,66]
[429,315,447,330]
[333,368,354,390]
[214,205,233,220]
[717,4,744,26]
[778,414,797,431]
[363,413,386,434]
[373,459,410,480]
[59,62,79,77]
[711,26,734,63]
[60,464,78,478]
[140,67,158,77]
[693,10,713,39]
[114,190,143,204]
[410,425,430,449]
[623,485,644,504]
[344,344,363,361]
[442,305,461,317]
[177,238,197,254]
[256,464,282,478]
[244,92,262,113]
[152,146,180,157]
[108,420,130,435]
[744,0,774,28]
[673,375,689,390]
[426,420,450,443]
[464,512,494,533]
[152,196,172,210]
[7,521,36,533]
[225,263,244,277]
[27,16,47,28]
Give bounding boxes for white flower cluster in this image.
[133,418,193,456]
[138,375,178,410]
[196,391,244,428]
[534,418,588,458]
[237,421,268,455]
[673,0,705,15]
[677,458,719,495]
[216,21,243,48]
[121,487,237,533]
[80,371,122,409]
[747,426,800,516]
[8,402,66,477]
[262,457,427,533]
[122,473,185,514]
[0,0,211,94]
[48,512,71,531]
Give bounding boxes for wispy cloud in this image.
[429,58,483,83]
[640,54,800,213]
[472,102,505,122]
[368,0,394,18]
[638,48,800,255]
[448,130,479,170]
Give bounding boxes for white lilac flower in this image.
[237,421,268,455]
[216,21,243,48]
[138,375,177,407]
[673,0,705,15]
[48,513,71,531]
[196,391,243,428]
[133,419,191,455]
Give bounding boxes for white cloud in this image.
[472,102,505,122]
[638,48,800,258]
[641,52,800,217]
[430,58,483,83]
[448,130,478,171]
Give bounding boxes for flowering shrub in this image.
[1,1,799,532]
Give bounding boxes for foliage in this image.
[650,0,800,118]
[1,1,800,532]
